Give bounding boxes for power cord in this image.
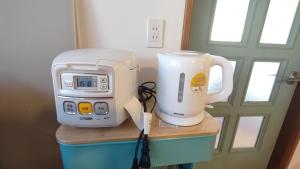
[131,81,156,169]
[138,81,156,113]
[139,134,150,169]
[131,129,144,169]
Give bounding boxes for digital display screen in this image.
[76,76,97,88]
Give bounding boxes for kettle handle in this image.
[207,55,234,103]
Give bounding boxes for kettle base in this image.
[156,110,206,126]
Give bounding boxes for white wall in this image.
[0,1,185,168]
[0,0,74,169]
[75,0,186,82]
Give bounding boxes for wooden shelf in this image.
[56,113,220,144]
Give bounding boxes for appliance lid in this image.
[52,48,137,69]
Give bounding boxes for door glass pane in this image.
[233,116,264,148]
[260,0,299,44]
[210,0,251,42]
[245,62,280,102]
[215,117,224,149]
[208,61,236,95]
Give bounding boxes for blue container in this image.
[59,135,216,169]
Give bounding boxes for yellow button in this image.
[78,102,92,114]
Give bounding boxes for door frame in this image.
[180,0,300,169]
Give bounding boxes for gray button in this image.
[100,78,107,83]
[94,102,109,115]
[64,80,73,87]
[100,84,108,90]
[63,101,77,114]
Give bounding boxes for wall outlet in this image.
[147,18,164,48]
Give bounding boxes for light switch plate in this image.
[147,18,165,48]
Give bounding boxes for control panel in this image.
[56,72,115,126]
[63,101,109,116]
[61,73,109,92]
[56,96,115,126]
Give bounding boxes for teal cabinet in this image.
[56,115,219,169]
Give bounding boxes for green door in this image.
[189,0,300,168]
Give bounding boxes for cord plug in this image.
[143,112,152,135]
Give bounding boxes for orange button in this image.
[78,102,92,115]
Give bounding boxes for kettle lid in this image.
[161,51,208,57]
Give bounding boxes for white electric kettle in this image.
[156,51,233,126]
